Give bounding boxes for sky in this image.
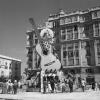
[0,0,100,74]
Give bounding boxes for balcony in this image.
[60,20,80,26]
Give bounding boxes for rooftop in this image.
[0,54,21,62]
[48,6,100,19]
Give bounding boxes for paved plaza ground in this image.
[0,90,100,100]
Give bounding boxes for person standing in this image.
[43,75,47,94]
[10,82,14,94]
[2,82,7,94]
[13,80,18,94]
[92,81,95,91]
[18,81,22,89]
[98,81,100,90]
[68,77,73,93]
[81,79,86,92]
[54,74,59,93]
[18,81,22,93]
[95,82,98,91]
[47,74,52,93]
[50,74,55,93]
[7,80,11,94]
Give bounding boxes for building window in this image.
[67,27,73,40]
[60,18,65,25]
[80,16,85,22]
[9,63,12,69]
[74,25,78,39]
[75,58,79,65]
[67,17,72,23]
[15,62,19,70]
[62,43,80,66]
[72,16,77,22]
[84,14,90,21]
[61,35,66,40]
[74,50,79,57]
[97,41,100,64]
[86,41,91,57]
[61,29,66,40]
[68,43,74,58]
[68,58,74,66]
[67,43,74,65]
[92,12,97,19]
[94,22,99,36]
[68,51,74,58]
[67,32,73,40]
[84,25,90,38]
[54,21,59,28]
[98,57,100,64]
[63,44,66,50]
[97,44,100,55]
[97,11,100,18]
[74,42,79,65]
[63,51,67,58]
[63,59,67,66]
[94,12,97,17]
[65,17,68,23]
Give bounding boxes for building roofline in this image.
[48,6,100,20]
[0,54,21,62]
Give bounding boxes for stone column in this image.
[40,70,44,93]
[80,41,87,67]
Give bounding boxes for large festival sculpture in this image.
[29,18,61,92]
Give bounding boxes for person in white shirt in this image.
[81,79,86,92]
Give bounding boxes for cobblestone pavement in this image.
[0,90,100,100]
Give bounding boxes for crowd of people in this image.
[42,72,100,94]
[42,72,76,94]
[0,74,100,94]
[0,79,22,94]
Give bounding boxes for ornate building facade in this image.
[47,6,100,84]
[26,6,100,84]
